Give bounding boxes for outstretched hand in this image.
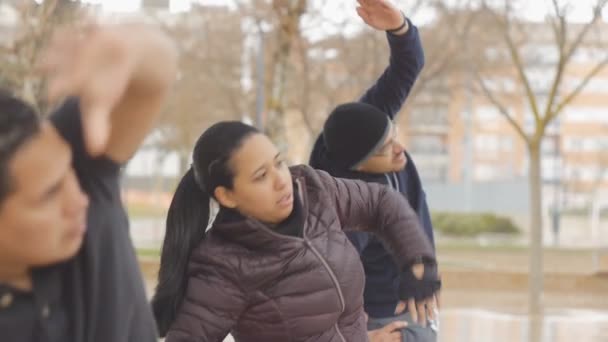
[356,0,405,32]
[39,23,135,156]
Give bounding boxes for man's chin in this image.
[53,235,85,264]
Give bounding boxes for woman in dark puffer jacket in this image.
[151,121,441,342]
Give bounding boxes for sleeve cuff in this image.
[386,18,417,41]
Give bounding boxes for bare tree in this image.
[417,2,478,90]
[0,0,80,112]
[262,0,307,150]
[230,0,308,153]
[290,2,428,136]
[469,1,608,338]
[155,5,248,174]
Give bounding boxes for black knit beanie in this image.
[322,102,391,170]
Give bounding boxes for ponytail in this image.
[151,168,210,337]
[151,120,259,336]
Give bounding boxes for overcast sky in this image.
[83,0,608,23]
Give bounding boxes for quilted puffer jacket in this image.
[166,165,435,342]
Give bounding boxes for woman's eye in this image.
[254,172,267,181]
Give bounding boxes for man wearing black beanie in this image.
[310,1,439,341]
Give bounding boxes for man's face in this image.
[357,122,407,174]
[0,123,89,268]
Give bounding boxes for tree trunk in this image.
[266,36,290,150]
[265,0,306,151]
[528,141,544,342]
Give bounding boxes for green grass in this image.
[436,240,598,255]
[126,202,167,218]
[560,208,608,218]
[137,248,161,258]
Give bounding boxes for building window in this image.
[476,106,501,120]
[564,165,603,182]
[563,136,608,152]
[474,162,514,181]
[564,137,584,152]
[408,104,449,127]
[475,134,513,153]
[475,134,499,151]
[475,106,510,128]
[541,156,562,182]
[409,135,446,154]
[418,165,448,183]
[563,107,608,124]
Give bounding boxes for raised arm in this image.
[357,0,425,119]
[314,169,441,310]
[41,22,177,163]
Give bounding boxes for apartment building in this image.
[405,20,608,203]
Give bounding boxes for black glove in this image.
[398,258,442,301]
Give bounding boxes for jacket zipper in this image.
[251,178,348,342]
[304,239,347,342]
[297,178,347,342]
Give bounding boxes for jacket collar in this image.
[210,175,310,251]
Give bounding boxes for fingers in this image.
[417,300,427,327]
[389,331,402,342]
[38,28,86,103]
[408,298,418,324]
[358,0,389,11]
[76,16,100,35]
[436,291,442,310]
[46,72,83,104]
[382,321,408,332]
[355,6,371,21]
[369,321,407,342]
[384,321,406,342]
[394,300,407,315]
[427,297,436,322]
[376,0,395,11]
[81,103,112,156]
[37,37,76,76]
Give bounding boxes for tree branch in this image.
[503,25,542,127]
[474,70,530,144]
[294,34,315,134]
[484,4,543,127]
[563,0,608,62]
[550,0,567,54]
[549,54,608,123]
[416,3,479,95]
[541,0,569,125]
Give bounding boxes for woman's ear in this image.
[214,186,237,209]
